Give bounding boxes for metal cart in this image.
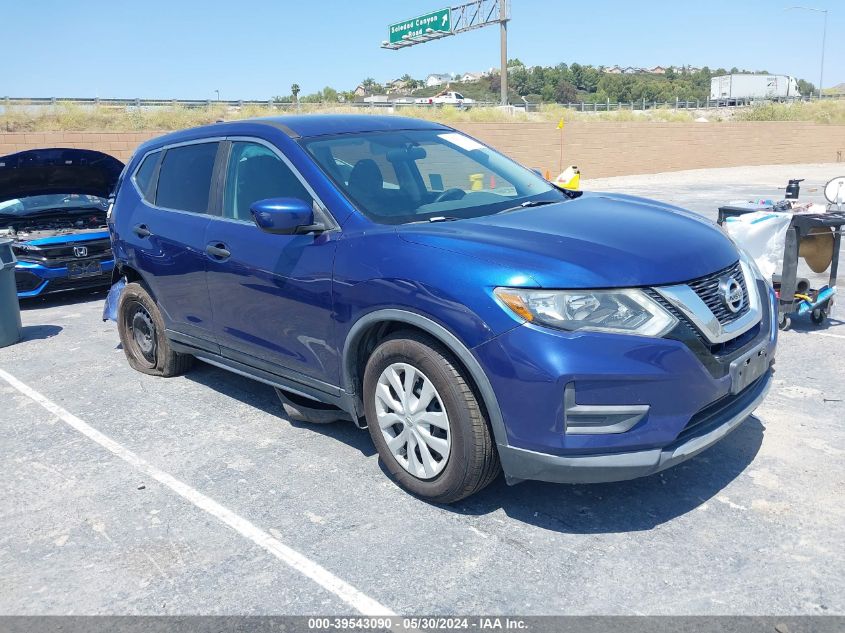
[718,204,844,331]
[774,211,843,330]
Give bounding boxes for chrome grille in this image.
[13,238,112,268]
[687,260,749,325]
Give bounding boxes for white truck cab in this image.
[416,91,475,106]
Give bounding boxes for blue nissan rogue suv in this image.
[108,115,777,502]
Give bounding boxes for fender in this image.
[341,308,509,450]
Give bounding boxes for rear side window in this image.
[155,142,218,213]
[132,151,160,202]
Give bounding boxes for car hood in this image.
[396,192,739,288]
[0,148,124,203]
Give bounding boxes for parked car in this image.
[0,148,123,298]
[108,115,777,502]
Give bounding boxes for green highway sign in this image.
[389,8,452,44]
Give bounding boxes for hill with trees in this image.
[274,62,818,104]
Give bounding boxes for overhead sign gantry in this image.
[388,8,453,45]
[381,0,511,105]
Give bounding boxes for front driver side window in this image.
[223,142,313,221]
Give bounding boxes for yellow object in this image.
[553,165,581,190]
[494,289,534,322]
[544,169,551,180]
[794,293,813,302]
[469,173,484,191]
[557,117,565,130]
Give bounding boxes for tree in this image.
[509,65,530,95]
[487,72,501,94]
[290,83,301,103]
[797,79,815,96]
[554,79,579,103]
[322,86,338,103]
[399,74,422,91]
[300,91,323,103]
[361,77,383,95]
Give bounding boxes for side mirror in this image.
[249,198,326,235]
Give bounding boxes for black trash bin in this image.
[0,237,22,348]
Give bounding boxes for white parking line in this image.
[0,367,395,617]
[818,332,845,340]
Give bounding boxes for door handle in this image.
[133,224,151,238]
[205,243,231,259]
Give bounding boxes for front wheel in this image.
[811,308,826,325]
[363,331,500,503]
[117,282,193,377]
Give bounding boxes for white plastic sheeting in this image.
[723,211,792,279]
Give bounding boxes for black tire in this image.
[274,388,348,424]
[811,309,826,325]
[363,331,500,503]
[117,282,193,377]
[778,313,792,331]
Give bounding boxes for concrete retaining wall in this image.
[1,122,843,178]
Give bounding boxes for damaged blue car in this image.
[0,148,123,298]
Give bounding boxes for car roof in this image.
[135,115,453,156]
[255,114,451,138]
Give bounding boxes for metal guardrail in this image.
[0,94,841,112]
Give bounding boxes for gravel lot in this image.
[1,164,843,616]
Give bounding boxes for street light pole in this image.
[499,0,509,106]
[819,9,827,99]
[785,6,828,98]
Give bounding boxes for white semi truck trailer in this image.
[710,74,801,104]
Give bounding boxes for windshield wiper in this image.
[408,216,461,224]
[496,199,559,214]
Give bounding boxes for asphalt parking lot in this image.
[1,163,843,616]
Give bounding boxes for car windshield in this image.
[0,194,108,217]
[302,129,565,224]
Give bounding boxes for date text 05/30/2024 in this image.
[307,617,528,630]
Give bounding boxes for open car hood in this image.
[0,148,124,203]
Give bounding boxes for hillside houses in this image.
[603,65,698,75]
[425,73,454,87]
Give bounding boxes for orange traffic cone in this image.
[544,169,551,180]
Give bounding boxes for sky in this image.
[1,0,841,99]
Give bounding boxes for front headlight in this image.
[494,287,678,337]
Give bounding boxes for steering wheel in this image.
[433,188,467,203]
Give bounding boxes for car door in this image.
[204,138,340,386]
[123,140,220,347]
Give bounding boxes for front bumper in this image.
[498,368,771,484]
[15,259,114,298]
[474,281,777,484]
